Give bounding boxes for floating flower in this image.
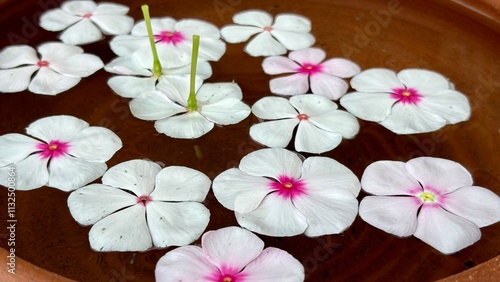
[221,10,315,57]
[155,226,304,282]
[67,159,211,252]
[0,115,121,191]
[250,95,359,154]
[359,157,500,254]
[0,42,103,95]
[262,47,360,99]
[110,17,226,68]
[340,68,471,134]
[39,0,134,45]
[213,148,360,237]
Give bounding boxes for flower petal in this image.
[200,98,250,125]
[359,196,419,237]
[361,160,422,196]
[68,126,122,162]
[288,48,325,65]
[221,25,262,43]
[93,3,129,15]
[0,45,39,68]
[301,156,361,196]
[108,76,157,98]
[251,96,298,119]
[67,184,137,225]
[441,186,500,228]
[49,53,103,77]
[0,134,40,166]
[0,66,39,93]
[175,19,221,39]
[151,166,211,202]
[156,76,197,107]
[309,110,360,139]
[155,246,218,282]
[271,30,315,51]
[29,67,81,95]
[418,89,471,124]
[37,42,83,61]
[26,115,89,142]
[102,159,161,196]
[233,10,273,27]
[59,18,103,45]
[273,14,312,32]
[239,148,302,179]
[289,93,338,115]
[91,15,134,35]
[242,247,305,281]
[244,32,287,57]
[165,60,212,79]
[397,69,450,94]
[380,103,447,134]
[262,56,300,75]
[151,44,191,69]
[104,55,151,76]
[177,38,226,63]
[236,193,308,236]
[39,9,81,31]
[414,205,481,254]
[321,58,361,78]
[295,121,343,153]
[269,73,309,95]
[154,112,214,139]
[130,91,186,121]
[147,201,210,247]
[47,155,107,191]
[250,119,299,148]
[310,73,349,100]
[196,82,242,103]
[62,0,96,15]
[350,68,404,92]
[109,35,150,56]
[0,154,49,190]
[89,205,152,252]
[213,168,272,214]
[202,226,264,271]
[340,92,395,122]
[405,157,473,194]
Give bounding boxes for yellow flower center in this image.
[283,182,293,189]
[402,90,411,97]
[223,277,232,282]
[49,144,58,151]
[419,192,436,202]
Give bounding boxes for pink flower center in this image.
[206,265,247,282]
[391,87,423,105]
[297,63,323,76]
[270,175,307,200]
[37,60,49,67]
[82,13,92,18]
[263,26,273,31]
[36,140,69,159]
[297,113,308,120]
[154,30,185,45]
[136,195,152,206]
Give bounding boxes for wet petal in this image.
[39,9,81,31]
[0,66,39,93]
[405,157,473,194]
[309,110,359,139]
[340,92,395,122]
[213,168,272,214]
[245,32,287,57]
[152,166,211,202]
[251,96,298,119]
[130,91,186,121]
[221,25,262,43]
[359,196,419,237]
[310,73,349,100]
[200,98,251,125]
[102,159,161,196]
[0,154,49,190]
[380,103,447,134]
[154,112,214,139]
[0,45,39,68]
[48,155,106,191]
[414,205,481,254]
[91,15,134,35]
[147,202,210,247]
[262,56,300,75]
[202,226,264,271]
[271,30,315,51]
[29,67,81,95]
[0,134,39,166]
[351,68,404,92]
[59,19,103,45]
[418,89,471,124]
[441,186,500,228]
[397,69,450,94]
[269,73,309,95]
[157,76,197,106]
[69,126,122,162]
[250,119,298,148]
[108,76,157,98]
[89,205,152,252]
[233,10,273,27]
[242,247,305,281]
[239,148,302,179]
[26,115,89,142]
[236,193,308,236]
[361,160,422,196]
[273,14,312,32]
[295,121,343,153]
[321,58,361,78]
[288,48,325,65]
[67,184,137,225]
[155,246,218,282]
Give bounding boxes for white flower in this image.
[0,115,121,191]
[250,95,359,154]
[359,157,500,254]
[0,42,103,95]
[104,53,213,98]
[340,68,471,134]
[129,76,251,139]
[39,0,134,45]
[213,148,360,237]
[221,10,315,57]
[67,159,211,252]
[110,17,226,68]
[262,47,360,99]
[155,226,304,282]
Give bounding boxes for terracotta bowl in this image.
[0,0,499,281]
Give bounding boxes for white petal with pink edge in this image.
[102,159,161,197]
[241,247,305,281]
[239,148,303,180]
[155,246,218,282]
[152,166,211,202]
[361,160,422,196]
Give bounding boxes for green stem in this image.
[141,5,162,77]
[187,35,200,112]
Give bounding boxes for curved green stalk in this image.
[187,35,200,112]
[141,5,162,77]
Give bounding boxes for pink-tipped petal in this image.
[29,67,81,95]
[233,10,273,27]
[39,9,81,31]
[0,45,39,68]
[152,166,211,202]
[68,126,122,162]
[321,58,361,78]
[418,89,471,124]
[310,73,349,100]
[271,30,315,51]
[26,115,89,142]
[359,196,419,237]
[47,155,106,191]
[252,96,298,119]
[102,160,161,196]
[59,19,103,45]
[239,148,303,179]
[108,76,156,98]
[441,186,500,228]
[350,68,404,92]
[361,161,422,196]
[154,112,214,139]
[414,205,481,254]
[405,157,473,194]
[340,92,396,122]
[0,154,49,190]
[147,201,210,247]
[289,48,325,65]
[380,102,447,134]
[397,69,450,95]
[0,134,40,166]
[269,73,309,95]
[221,25,263,43]
[262,56,301,75]
[241,247,305,281]
[0,66,39,93]
[250,119,299,148]
[130,91,186,121]
[244,32,287,57]
[155,246,218,282]
[295,121,343,153]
